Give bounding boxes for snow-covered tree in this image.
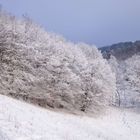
[108,55,121,106]
[0,10,116,114]
[124,55,140,106]
[107,53,140,107]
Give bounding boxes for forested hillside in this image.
[100,41,140,60]
[0,10,116,114]
[100,42,140,108]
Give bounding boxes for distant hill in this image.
[99,41,140,60]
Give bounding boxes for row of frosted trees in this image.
[109,55,140,107]
[0,9,116,114]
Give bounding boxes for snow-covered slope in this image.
[0,95,140,140]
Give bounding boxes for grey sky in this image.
[0,0,140,47]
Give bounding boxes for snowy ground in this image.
[0,95,140,140]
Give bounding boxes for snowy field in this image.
[0,94,140,140]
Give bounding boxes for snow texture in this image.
[0,95,140,140]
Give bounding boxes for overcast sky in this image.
[0,0,140,47]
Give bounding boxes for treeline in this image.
[0,9,116,114]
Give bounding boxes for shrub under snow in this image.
[0,10,116,113]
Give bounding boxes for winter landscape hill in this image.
[0,9,140,140]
